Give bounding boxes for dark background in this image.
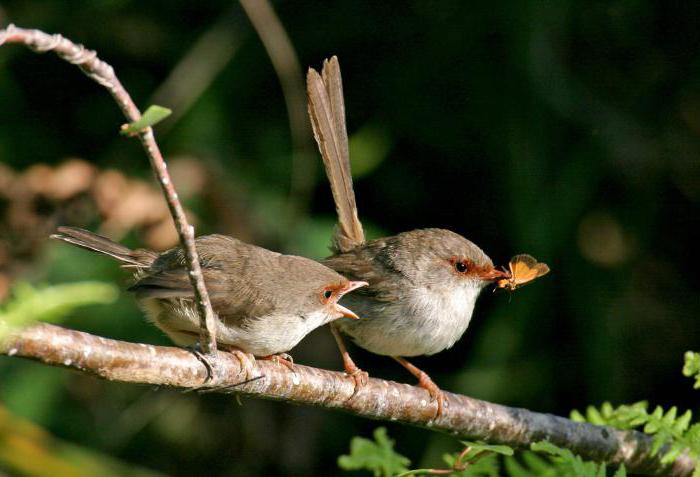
[1,1,699,475]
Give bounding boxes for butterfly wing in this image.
[508,254,550,289]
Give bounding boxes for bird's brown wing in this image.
[307,56,365,253]
[129,237,276,322]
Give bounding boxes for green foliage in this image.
[119,105,172,135]
[396,441,513,477]
[337,427,411,477]
[522,441,626,477]
[569,401,649,430]
[684,352,700,389]
[571,400,700,468]
[339,430,633,477]
[0,281,118,341]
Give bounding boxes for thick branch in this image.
[0,24,218,353]
[0,324,694,477]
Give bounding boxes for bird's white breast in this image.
[139,297,331,356]
[338,283,482,357]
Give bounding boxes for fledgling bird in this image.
[51,226,367,368]
[307,57,507,414]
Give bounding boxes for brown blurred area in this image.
[0,157,255,300]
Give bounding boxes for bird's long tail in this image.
[307,56,365,253]
[50,226,157,268]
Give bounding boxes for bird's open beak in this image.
[334,280,368,320]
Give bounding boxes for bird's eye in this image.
[454,261,469,273]
[324,289,333,300]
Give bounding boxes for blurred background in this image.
[1,1,699,475]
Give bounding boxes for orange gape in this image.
[496,254,550,291]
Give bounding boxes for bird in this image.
[307,57,507,415]
[51,226,367,370]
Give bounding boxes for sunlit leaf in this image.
[120,105,172,135]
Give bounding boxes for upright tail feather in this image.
[307,56,365,253]
[51,226,157,268]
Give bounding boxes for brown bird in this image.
[51,226,367,369]
[307,57,507,415]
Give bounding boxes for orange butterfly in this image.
[496,254,550,291]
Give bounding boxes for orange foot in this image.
[393,356,446,418]
[330,325,369,394]
[261,353,295,372]
[344,360,369,390]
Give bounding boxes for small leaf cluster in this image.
[338,427,411,477]
[571,401,700,471]
[684,352,700,389]
[502,441,625,477]
[339,429,628,477]
[396,441,513,477]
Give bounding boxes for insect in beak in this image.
[495,254,550,291]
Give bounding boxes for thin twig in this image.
[0,323,695,477]
[0,24,218,353]
[239,0,316,220]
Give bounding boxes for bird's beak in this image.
[334,280,368,320]
[477,267,509,282]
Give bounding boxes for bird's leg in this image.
[393,356,445,417]
[330,324,369,390]
[260,353,295,371]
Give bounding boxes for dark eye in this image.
[454,261,468,273]
[324,289,333,300]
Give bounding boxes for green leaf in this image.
[503,455,542,477]
[660,442,686,465]
[570,410,586,423]
[338,427,410,477]
[612,464,627,477]
[683,351,700,383]
[119,105,172,135]
[520,452,556,475]
[601,402,614,418]
[650,433,668,456]
[595,462,606,477]
[685,424,700,448]
[530,441,565,456]
[674,410,693,434]
[459,441,514,457]
[663,407,678,427]
[531,441,610,477]
[586,406,606,426]
[1,282,118,341]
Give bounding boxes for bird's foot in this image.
[416,372,445,418]
[186,344,216,383]
[343,362,369,392]
[217,345,257,380]
[329,324,369,395]
[260,353,295,372]
[393,356,446,418]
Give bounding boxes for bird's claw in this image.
[348,367,369,388]
[417,373,446,418]
[261,353,295,372]
[186,345,216,383]
[227,348,257,380]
